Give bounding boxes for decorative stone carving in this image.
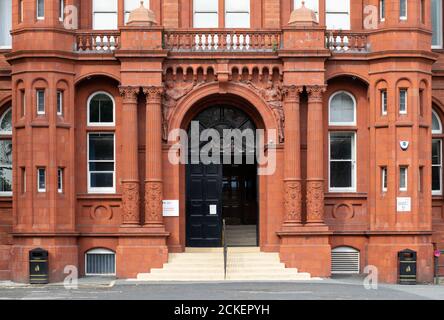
[306,181,324,222]
[121,182,140,225]
[307,85,327,103]
[284,180,302,222]
[143,86,164,104]
[91,205,113,221]
[119,86,139,104]
[145,181,163,223]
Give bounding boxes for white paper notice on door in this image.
[209,205,217,215]
[162,200,179,217]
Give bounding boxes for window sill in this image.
[77,193,121,200]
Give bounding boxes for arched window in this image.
[87,91,115,126]
[433,109,443,195]
[329,91,356,126]
[85,248,116,276]
[433,109,442,134]
[0,107,12,196]
[87,92,115,194]
[331,246,360,274]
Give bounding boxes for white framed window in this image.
[87,133,115,194]
[380,0,385,21]
[399,0,407,20]
[36,89,45,115]
[433,139,442,195]
[329,132,356,192]
[0,0,12,48]
[399,89,408,114]
[57,90,63,116]
[85,248,116,276]
[36,0,45,20]
[59,0,64,21]
[37,168,46,192]
[87,92,115,126]
[381,89,388,115]
[294,0,319,16]
[326,0,350,30]
[399,166,408,191]
[432,0,443,48]
[382,166,388,192]
[329,91,356,126]
[93,0,118,30]
[193,0,218,28]
[433,110,443,134]
[0,108,12,196]
[125,0,149,23]
[57,168,63,193]
[225,0,250,28]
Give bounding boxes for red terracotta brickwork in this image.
[0,0,441,283]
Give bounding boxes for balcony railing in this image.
[75,30,120,52]
[326,31,369,53]
[163,29,282,52]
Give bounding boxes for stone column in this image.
[143,86,164,227]
[306,85,327,225]
[119,86,140,226]
[282,85,303,227]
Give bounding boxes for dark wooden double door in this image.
[185,106,258,247]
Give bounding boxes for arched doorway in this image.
[186,105,259,247]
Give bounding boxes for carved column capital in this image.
[143,86,164,104]
[119,86,139,104]
[282,85,304,103]
[306,85,327,103]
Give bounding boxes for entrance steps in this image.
[226,225,257,246]
[136,247,312,281]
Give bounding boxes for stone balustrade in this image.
[75,31,120,52]
[325,31,369,53]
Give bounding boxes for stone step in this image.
[226,273,312,281]
[151,268,224,274]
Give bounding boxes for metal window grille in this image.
[331,247,360,274]
[85,249,116,276]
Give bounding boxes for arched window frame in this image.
[87,91,115,127]
[432,109,443,196]
[328,90,357,126]
[0,107,13,197]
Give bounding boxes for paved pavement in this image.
[0,276,444,300]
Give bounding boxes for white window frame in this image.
[57,90,63,116]
[87,91,115,127]
[328,91,357,126]
[92,0,118,30]
[36,89,45,115]
[0,108,12,197]
[325,0,350,30]
[225,0,251,29]
[381,89,388,115]
[57,168,63,193]
[399,0,407,20]
[432,0,443,49]
[85,248,116,276]
[37,168,46,193]
[328,131,357,193]
[36,0,45,20]
[87,132,116,194]
[433,109,443,134]
[59,0,64,21]
[399,89,408,114]
[399,166,408,192]
[433,139,443,195]
[382,166,388,192]
[380,0,385,21]
[0,0,12,49]
[193,0,219,28]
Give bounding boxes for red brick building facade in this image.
[0,0,443,283]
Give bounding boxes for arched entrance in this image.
[186,105,259,247]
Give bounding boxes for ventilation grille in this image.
[85,249,116,276]
[331,247,360,274]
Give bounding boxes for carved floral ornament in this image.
[121,182,140,224]
[306,181,325,221]
[284,180,302,222]
[145,181,163,222]
[119,86,139,103]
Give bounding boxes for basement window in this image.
[331,246,360,274]
[85,248,116,276]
